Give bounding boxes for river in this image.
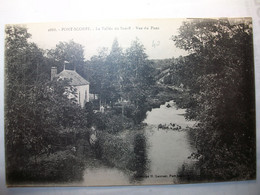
[82,100,196,186]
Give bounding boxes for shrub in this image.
[7,150,85,185]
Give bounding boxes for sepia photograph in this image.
[4,18,256,187]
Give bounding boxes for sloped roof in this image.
[57,70,89,86]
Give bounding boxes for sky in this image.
[26,19,188,60]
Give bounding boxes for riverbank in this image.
[146,85,190,109]
[81,99,199,185]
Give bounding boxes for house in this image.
[51,67,90,108]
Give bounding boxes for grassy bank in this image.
[6,150,85,185]
[94,128,148,181]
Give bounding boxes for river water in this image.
[82,100,196,186]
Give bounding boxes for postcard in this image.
[4,18,256,186]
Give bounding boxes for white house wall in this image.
[75,85,90,108]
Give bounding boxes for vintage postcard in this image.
[4,18,256,186]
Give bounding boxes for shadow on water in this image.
[130,133,149,182]
[82,132,149,185]
[82,100,195,185]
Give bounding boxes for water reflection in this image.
[131,133,148,182]
[82,100,195,185]
[140,100,195,184]
[142,126,193,184]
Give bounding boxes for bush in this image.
[93,111,134,134]
[98,132,134,171]
[7,150,85,185]
[97,131,149,180]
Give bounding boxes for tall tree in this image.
[47,40,85,76]
[104,38,124,104]
[123,39,155,123]
[87,47,111,104]
[124,38,155,102]
[173,18,255,180]
[88,40,124,106]
[5,26,89,181]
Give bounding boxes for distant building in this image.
[51,67,90,108]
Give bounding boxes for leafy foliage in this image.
[5,25,90,184]
[86,38,156,123]
[47,40,85,74]
[173,18,255,180]
[5,26,157,184]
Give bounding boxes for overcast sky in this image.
[26,19,188,60]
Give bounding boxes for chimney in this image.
[51,67,57,81]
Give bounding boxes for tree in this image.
[173,18,255,180]
[102,38,124,105]
[87,38,156,123]
[123,38,155,101]
[5,26,90,182]
[47,40,85,76]
[87,47,109,104]
[88,39,124,106]
[5,25,48,171]
[123,39,155,123]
